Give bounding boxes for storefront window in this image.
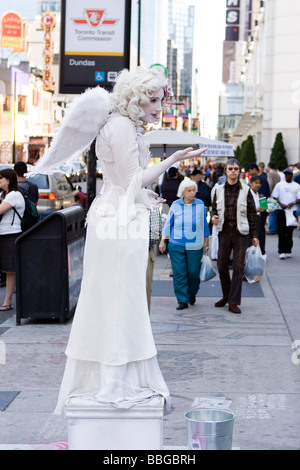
[3,96,11,112]
[18,96,26,113]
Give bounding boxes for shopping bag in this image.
[285,208,298,227]
[200,254,217,281]
[244,245,266,283]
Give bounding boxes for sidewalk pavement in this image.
[0,230,299,450]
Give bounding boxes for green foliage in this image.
[234,145,241,161]
[239,135,256,169]
[270,133,287,169]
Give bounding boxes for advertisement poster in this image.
[60,0,131,94]
[0,11,23,51]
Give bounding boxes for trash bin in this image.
[15,205,86,325]
[184,408,235,450]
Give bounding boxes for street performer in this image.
[33,67,208,417]
[211,158,259,314]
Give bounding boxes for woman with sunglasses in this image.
[211,158,259,314]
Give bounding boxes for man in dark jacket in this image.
[190,169,211,208]
[161,166,182,209]
[14,161,39,205]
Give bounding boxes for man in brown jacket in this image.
[211,159,259,314]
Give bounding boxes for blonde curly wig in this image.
[110,67,169,128]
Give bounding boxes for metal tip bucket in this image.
[185,408,235,450]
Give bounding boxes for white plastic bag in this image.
[200,254,217,281]
[244,245,266,283]
[285,208,298,227]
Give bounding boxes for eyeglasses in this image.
[227,167,240,171]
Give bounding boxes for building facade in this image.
[133,0,197,131]
[0,0,200,163]
[0,59,54,163]
[220,0,300,164]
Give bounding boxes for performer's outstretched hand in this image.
[170,146,208,162]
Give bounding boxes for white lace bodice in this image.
[88,113,152,220]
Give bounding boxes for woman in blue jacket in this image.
[159,179,210,310]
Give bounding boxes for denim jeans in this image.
[268,210,278,234]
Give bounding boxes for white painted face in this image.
[140,89,164,123]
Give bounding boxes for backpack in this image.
[13,195,40,232]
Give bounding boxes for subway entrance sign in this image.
[60,0,131,94]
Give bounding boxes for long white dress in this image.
[54,113,170,415]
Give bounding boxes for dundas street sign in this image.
[60,0,131,94]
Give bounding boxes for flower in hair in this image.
[163,86,172,100]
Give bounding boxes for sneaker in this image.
[279,253,286,259]
[286,253,291,258]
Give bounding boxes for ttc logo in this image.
[73,9,118,27]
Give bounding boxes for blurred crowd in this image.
[155,160,300,239]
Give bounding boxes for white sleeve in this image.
[4,191,18,207]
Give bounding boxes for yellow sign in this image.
[0,11,23,51]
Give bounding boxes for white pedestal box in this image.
[66,395,165,450]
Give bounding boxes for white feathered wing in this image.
[33,86,111,172]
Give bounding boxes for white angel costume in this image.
[35,88,170,415]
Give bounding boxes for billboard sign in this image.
[225,0,240,42]
[60,0,131,94]
[41,13,56,92]
[0,11,23,51]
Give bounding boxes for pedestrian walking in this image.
[0,169,25,311]
[190,169,211,208]
[294,172,300,233]
[211,159,259,314]
[14,161,39,205]
[248,175,268,249]
[245,162,270,255]
[271,168,300,258]
[159,179,210,310]
[266,162,280,234]
[146,207,162,312]
[161,166,181,210]
[33,67,208,416]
